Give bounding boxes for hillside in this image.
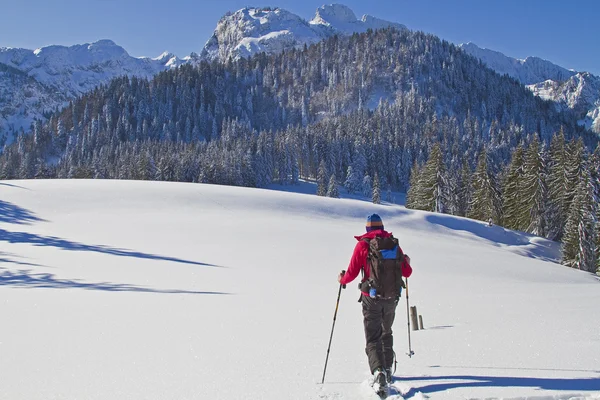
[1,179,599,399]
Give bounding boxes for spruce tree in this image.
[468,148,501,224]
[372,172,381,204]
[406,162,421,210]
[562,167,597,272]
[502,143,526,230]
[317,160,328,196]
[419,143,447,213]
[545,130,568,240]
[456,158,472,217]
[326,174,339,198]
[522,136,547,236]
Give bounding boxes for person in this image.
[337,213,412,390]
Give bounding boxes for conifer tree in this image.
[545,130,569,240]
[372,172,381,204]
[522,136,547,236]
[468,148,501,223]
[344,165,357,194]
[562,166,597,272]
[362,173,372,198]
[326,174,339,198]
[317,160,328,196]
[502,143,526,230]
[405,162,421,210]
[418,143,447,213]
[456,158,472,217]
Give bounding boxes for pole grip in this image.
[340,269,346,289]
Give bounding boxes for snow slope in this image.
[0,179,599,400]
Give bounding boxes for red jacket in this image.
[340,230,412,291]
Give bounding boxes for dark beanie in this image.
[366,214,384,232]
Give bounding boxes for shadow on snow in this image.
[425,214,560,262]
[399,374,600,397]
[0,269,230,295]
[0,229,224,268]
[0,200,46,225]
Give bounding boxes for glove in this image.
[337,270,346,288]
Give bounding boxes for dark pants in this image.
[361,295,398,374]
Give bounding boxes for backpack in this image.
[360,235,406,299]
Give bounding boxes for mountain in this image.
[0,62,68,146]
[0,5,404,144]
[200,4,406,62]
[528,72,600,133]
[460,43,600,134]
[1,178,599,399]
[459,42,577,85]
[0,40,183,142]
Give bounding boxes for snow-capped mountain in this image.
[459,42,577,85]
[200,4,406,62]
[460,42,600,134]
[0,63,68,144]
[529,72,600,133]
[0,40,182,97]
[0,40,183,142]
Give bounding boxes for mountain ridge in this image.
[460,42,600,134]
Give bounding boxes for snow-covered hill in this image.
[460,43,600,135]
[200,4,406,62]
[0,40,183,142]
[1,179,599,400]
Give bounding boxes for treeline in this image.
[407,130,600,273]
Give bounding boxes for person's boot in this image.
[385,368,393,383]
[372,368,387,392]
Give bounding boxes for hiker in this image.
[337,213,412,390]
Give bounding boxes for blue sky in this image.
[1,0,598,75]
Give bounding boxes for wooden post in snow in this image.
[418,315,424,330]
[410,306,419,331]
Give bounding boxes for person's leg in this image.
[361,295,384,374]
[381,299,398,379]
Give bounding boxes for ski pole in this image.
[321,270,345,384]
[405,277,414,357]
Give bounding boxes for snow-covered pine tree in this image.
[591,145,600,273]
[456,158,472,217]
[545,130,569,240]
[372,172,381,204]
[418,142,448,213]
[468,148,501,224]
[562,166,597,272]
[522,136,547,236]
[344,165,356,194]
[406,161,422,210]
[317,160,328,196]
[502,143,526,230]
[326,174,339,198]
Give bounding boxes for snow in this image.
[1,179,599,400]
[459,43,577,85]
[0,40,182,98]
[201,5,406,62]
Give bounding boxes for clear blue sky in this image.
[1,0,598,75]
